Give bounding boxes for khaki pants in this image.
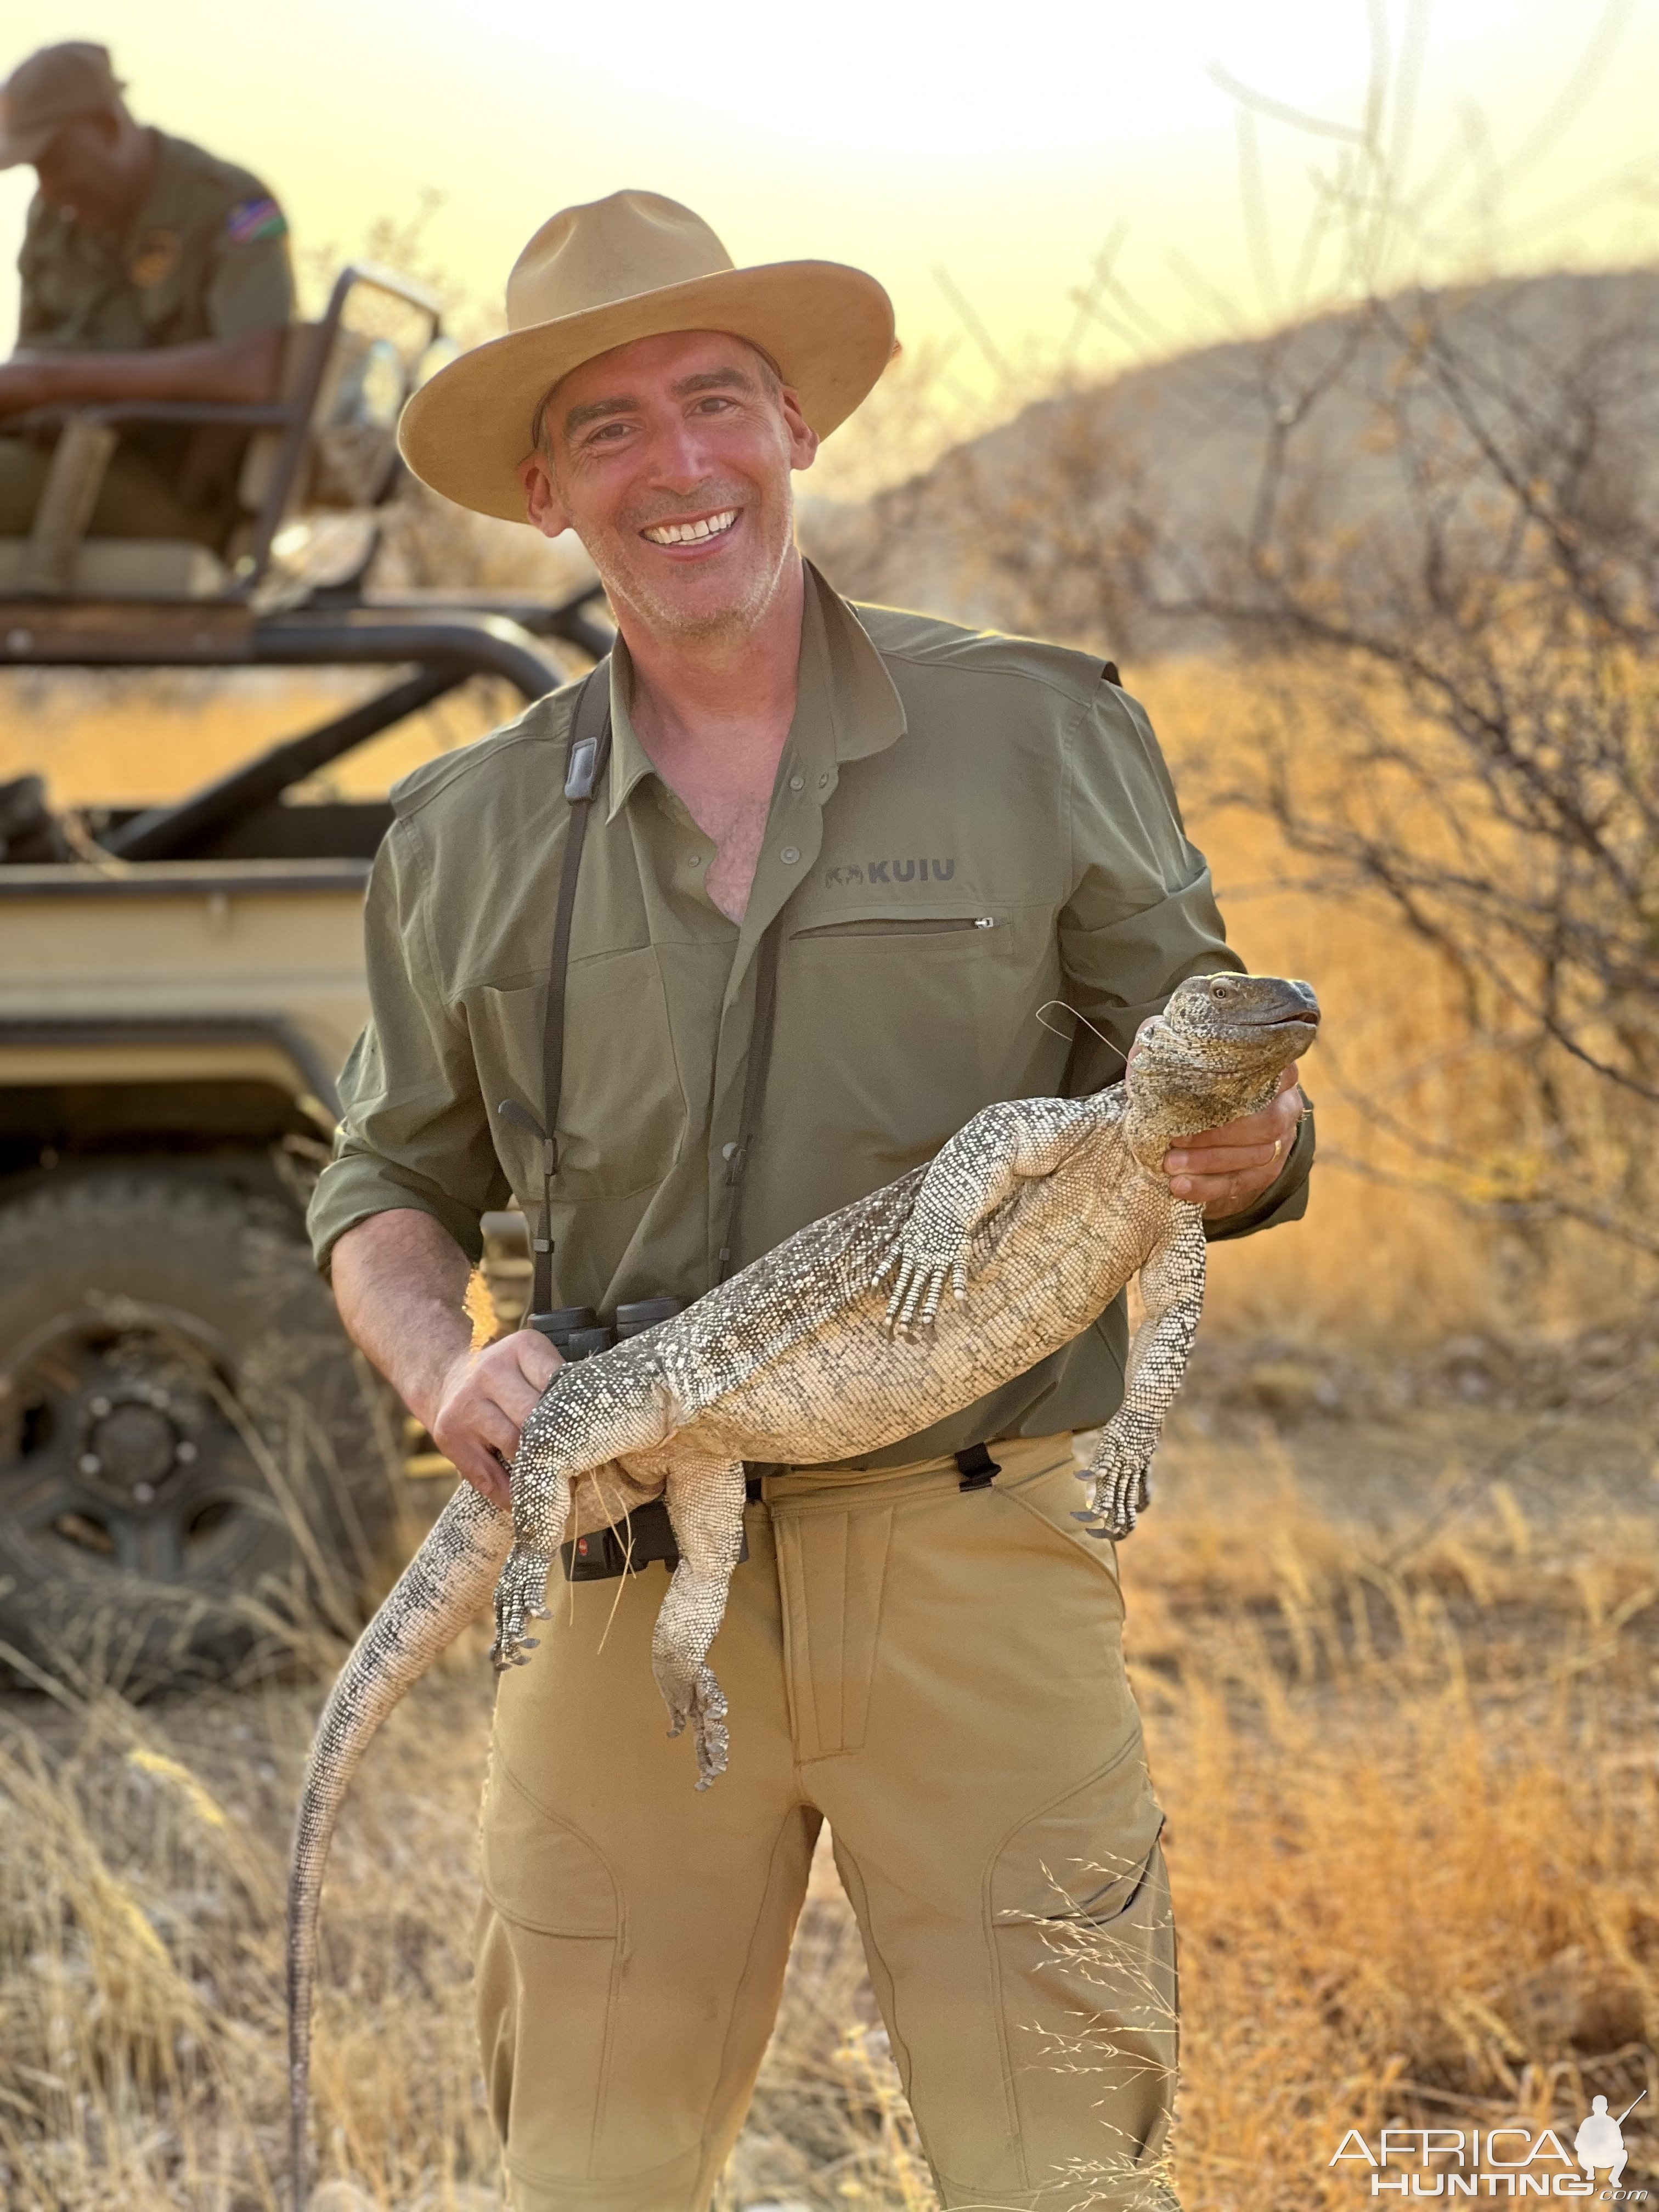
[477,1433,1178,2212]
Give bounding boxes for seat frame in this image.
[0,262,614,865]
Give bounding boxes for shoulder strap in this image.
[715,916,782,1283]
[543,664,612,1176]
[501,662,612,1318]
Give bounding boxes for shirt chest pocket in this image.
[471,947,690,1201]
[778,903,1049,1161]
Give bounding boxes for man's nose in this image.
[644,417,722,490]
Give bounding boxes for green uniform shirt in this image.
[15,129,294,512]
[18,128,294,353]
[308,565,1314,1463]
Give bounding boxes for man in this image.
[0,40,294,545]
[309,191,1313,2211]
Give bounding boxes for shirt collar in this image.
[601,558,906,825]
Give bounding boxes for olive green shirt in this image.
[308,565,1313,1462]
[16,129,294,512]
[18,129,294,353]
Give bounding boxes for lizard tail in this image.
[287,1480,512,2211]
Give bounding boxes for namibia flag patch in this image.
[226,196,287,245]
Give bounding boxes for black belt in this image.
[560,1446,1004,1582]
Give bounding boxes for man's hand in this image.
[330,1208,566,1511]
[1164,1063,1304,1220]
[429,1331,562,1508]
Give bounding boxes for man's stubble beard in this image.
[590,477,798,645]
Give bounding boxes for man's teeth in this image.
[644,510,737,545]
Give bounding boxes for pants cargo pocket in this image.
[988,1735,1178,2210]
[477,1753,621,2188]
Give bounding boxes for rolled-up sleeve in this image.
[1058,675,1314,1242]
[306,814,508,1272]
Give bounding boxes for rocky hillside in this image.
[800,265,1659,657]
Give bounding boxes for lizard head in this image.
[1124,972,1319,1165]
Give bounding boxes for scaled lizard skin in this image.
[286,969,1317,2207]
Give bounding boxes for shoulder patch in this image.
[225,197,287,246]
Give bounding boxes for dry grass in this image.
[1,1438,1654,2209]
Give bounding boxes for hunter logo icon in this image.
[825,858,957,888]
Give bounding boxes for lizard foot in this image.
[656,1656,731,1790]
[1071,1431,1156,1542]
[870,1240,968,1336]
[490,1543,553,1671]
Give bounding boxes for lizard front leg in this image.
[872,1094,1104,1334]
[1074,1204,1206,1541]
[653,1455,749,1788]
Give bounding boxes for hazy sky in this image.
[5,0,1658,486]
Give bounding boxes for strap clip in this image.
[564,733,603,803]
[955,1442,1002,1492]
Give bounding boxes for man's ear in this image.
[517,449,573,538]
[779,386,820,474]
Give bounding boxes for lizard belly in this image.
[682,1175,1160,1466]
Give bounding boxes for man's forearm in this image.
[330,1207,476,1429]
[330,1204,561,1506]
[7,326,283,411]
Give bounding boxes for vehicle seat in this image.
[0,280,445,605]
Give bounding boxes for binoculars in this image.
[524,1294,684,1360]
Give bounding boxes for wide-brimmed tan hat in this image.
[0,41,127,168]
[398,190,896,522]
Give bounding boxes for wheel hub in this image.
[79,1389,198,1506]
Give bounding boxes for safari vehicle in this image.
[0,264,606,1685]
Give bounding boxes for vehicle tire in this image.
[0,1170,402,1690]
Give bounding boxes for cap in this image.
[0,42,126,170]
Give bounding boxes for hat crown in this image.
[3,41,124,132]
[505,191,736,334]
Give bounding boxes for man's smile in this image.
[640,507,740,550]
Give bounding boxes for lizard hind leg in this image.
[493,1368,676,1671]
[651,1455,750,1789]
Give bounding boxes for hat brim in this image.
[0,120,61,168]
[397,259,895,523]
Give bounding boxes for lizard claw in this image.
[657,1658,730,1788]
[878,1250,968,1335]
[490,1543,554,1671]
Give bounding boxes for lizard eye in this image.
[1211,982,1232,1002]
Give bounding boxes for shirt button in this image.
[817,772,830,787]
[780,845,800,865]
[687,853,704,868]
[722,1141,737,1160]
[788,774,804,792]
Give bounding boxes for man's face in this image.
[518,329,819,643]
[33,112,127,227]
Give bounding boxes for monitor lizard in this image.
[286,968,1317,2208]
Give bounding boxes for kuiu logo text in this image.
[824,859,956,889]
